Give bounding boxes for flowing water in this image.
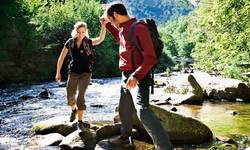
[0,76,249,149]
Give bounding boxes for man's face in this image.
[108,14,120,29]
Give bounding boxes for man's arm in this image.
[131,24,157,81]
[106,22,120,43]
[125,24,157,89]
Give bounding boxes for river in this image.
[0,75,249,149]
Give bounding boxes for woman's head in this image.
[71,21,89,39]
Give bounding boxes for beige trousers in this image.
[66,72,91,110]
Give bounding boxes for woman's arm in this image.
[91,26,106,46]
[92,18,109,46]
[55,47,69,82]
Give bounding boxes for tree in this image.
[190,0,250,82]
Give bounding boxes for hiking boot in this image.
[108,136,132,147]
[77,121,91,131]
[69,109,77,122]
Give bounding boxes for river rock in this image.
[96,124,121,140]
[170,107,177,112]
[33,117,77,136]
[90,104,105,108]
[79,128,97,150]
[19,95,36,100]
[182,75,204,104]
[208,89,236,101]
[225,110,237,116]
[95,137,154,150]
[215,143,237,150]
[30,133,64,147]
[59,130,84,149]
[38,88,51,99]
[225,83,250,102]
[216,136,236,144]
[114,105,213,144]
[168,75,204,105]
[154,80,166,88]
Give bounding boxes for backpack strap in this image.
[129,20,145,70]
[84,37,95,71]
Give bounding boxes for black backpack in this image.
[129,18,163,94]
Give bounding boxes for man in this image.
[102,2,173,150]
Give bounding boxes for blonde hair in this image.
[71,21,89,38]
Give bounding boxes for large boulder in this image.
[150,105,212,144]
[32,117,77,136]
[115,105,213,144]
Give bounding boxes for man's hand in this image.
[125,76,138,89]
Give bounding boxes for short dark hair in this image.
[107,3,128,19]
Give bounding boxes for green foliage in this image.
[159,0,249,83]
[159,16,194,58]
[23,0,121,78]
[190,0,250,82]
[119,0,193,23]
[0,0,50,84]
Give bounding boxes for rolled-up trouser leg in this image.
[77,73,91,110]
[66,72,78,106]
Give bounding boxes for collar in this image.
[119,18,136,28]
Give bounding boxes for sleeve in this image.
[64,38,72,49]
[106,22,120,43]
[131,24,157,81]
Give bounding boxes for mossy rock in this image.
[32,116,77,136]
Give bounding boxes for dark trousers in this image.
[119,71,173,150]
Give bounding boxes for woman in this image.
[55,19,107,130]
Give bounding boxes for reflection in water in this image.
[162,101,250,136]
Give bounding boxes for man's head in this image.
[106,3,129,28]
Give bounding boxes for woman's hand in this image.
[100,17,109,28]
[55,73,61,82]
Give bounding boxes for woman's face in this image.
[76,27,87,40]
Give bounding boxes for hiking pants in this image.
[119,71,173,150]
[66,72,91,110]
